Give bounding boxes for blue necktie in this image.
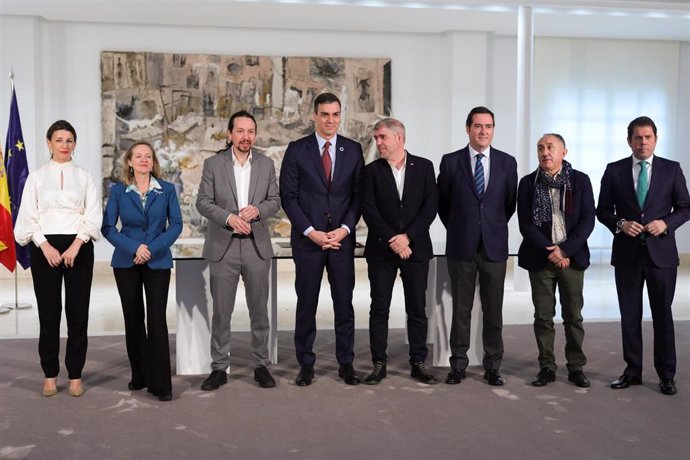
[474,153,485,198]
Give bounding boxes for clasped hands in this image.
[620,219,666,237]
[546,245,569,269]
[308,228,348,250]
[226,205,260,235]
[134,244,151,265]
[389,233,412,259]
[40,239,85,268]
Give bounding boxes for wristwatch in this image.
[615,219,626,233]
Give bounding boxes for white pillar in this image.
[514,5,534,292]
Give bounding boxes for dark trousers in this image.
[113,265,172,393]
[447,245,506,372]
[615,246,677,380]
[368,258,429,365]
[529,266,586,373]
[293,248,355,366]
[30,235,94,379]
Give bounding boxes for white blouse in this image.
[14,159,102,247]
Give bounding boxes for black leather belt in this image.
[232,233,254,239]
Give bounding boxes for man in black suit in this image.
[597,116,690,396]
[361,118,438,385]
[280,92,364,386]
[517,134,595,388]
[437,106,517,386]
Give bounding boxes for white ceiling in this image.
[1,0,689,40]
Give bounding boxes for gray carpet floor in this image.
[1,321,689,459]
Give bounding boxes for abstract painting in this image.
[100,51,392,239]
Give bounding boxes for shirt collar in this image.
[632,154,654,166]
[388,151,407,171]
[126,175,162,194]
[231,146,253,166]
[316,133,337,152]
[469,145,490,158]
[48,159,74,169]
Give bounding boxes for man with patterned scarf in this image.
[517,133,596,388]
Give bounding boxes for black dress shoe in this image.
[296,365,314,387]
[445,368,466,385]
[531,368,556,387]
[254,366,276,388]
[568,371,590,388]
[610,375,642,389]
[411,362,439,384]
[483,369,505,386]
[157,391,172,402]
[338,364,360,385]
[128,381,147,391]
[201,369,228,391]
[364,361,387,385]
[659,378,677,396]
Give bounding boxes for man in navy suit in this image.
[517,134,595,388]
[361,118,438,385]
[280,92,364,386]
[597,116,690,396]
[438,106,517,386]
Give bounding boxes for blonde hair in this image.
[122,141,162,185]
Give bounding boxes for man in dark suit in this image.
[597,116,690,396]
[517,134,595,388]
[361,118,438,385]
[437,106,517,386]
[279,92,364,386]
[196,111,281,390]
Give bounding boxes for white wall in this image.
[532,37,690,255]
[1,14,688,262]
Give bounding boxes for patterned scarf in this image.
[532,160,573,227]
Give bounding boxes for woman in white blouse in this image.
[14,120,102,397]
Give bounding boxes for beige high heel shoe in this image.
[68,379,84,397]
[42,378,58,397]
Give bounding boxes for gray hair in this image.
[373,118,406,140]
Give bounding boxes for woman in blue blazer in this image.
[102,141,182,401]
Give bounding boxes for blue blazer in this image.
[279,132,364,252]
[437,146,517,262]
[596,155,690,269]
[517,168,595,271]
[102,179,183,269]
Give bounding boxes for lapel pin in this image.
[339,146,344,152]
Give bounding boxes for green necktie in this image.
[636,160,649,208]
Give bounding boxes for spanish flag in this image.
[0,145,16,272]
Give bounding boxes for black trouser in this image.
[30,235,94,379]
[113,265,172,393]
[367,258,430,365]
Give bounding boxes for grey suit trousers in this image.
[447,245,507,372]
[209,237,271,370]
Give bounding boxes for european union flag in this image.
[4,87,30,269]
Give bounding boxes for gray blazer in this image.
[196,147,280,262]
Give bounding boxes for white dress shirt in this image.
[14,159,102,247]
[232,147,252,211]
[389,152,407,200]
